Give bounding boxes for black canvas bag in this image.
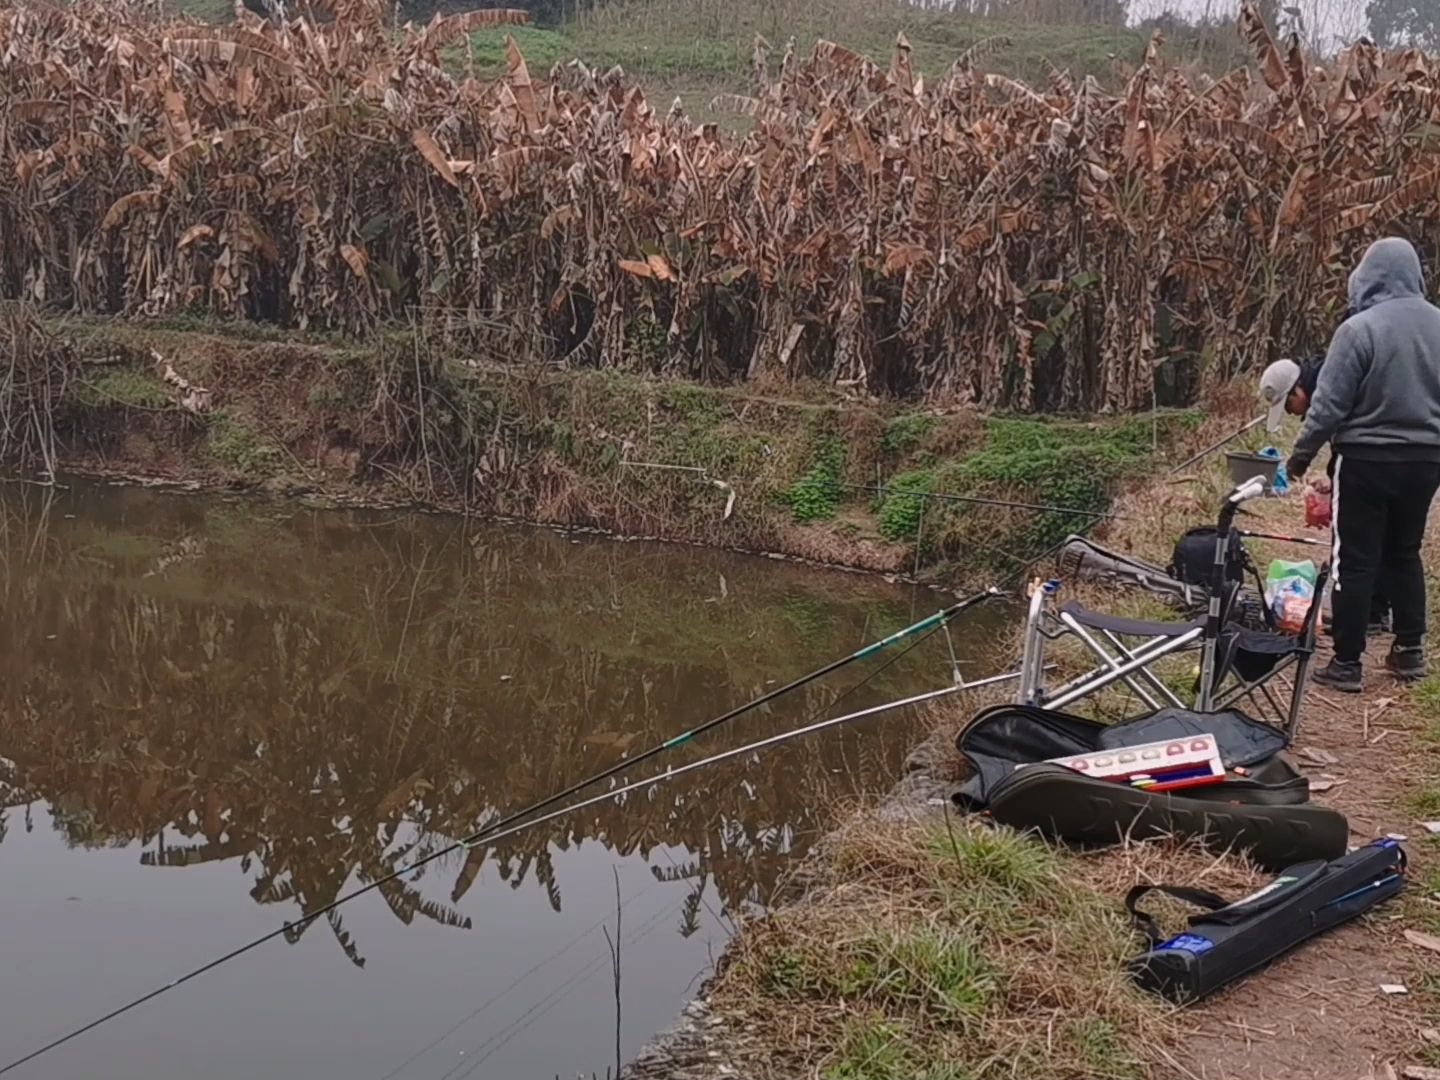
[1169,525,1246,588]
[1127,840,1406,1002]
[952,705,1348,869]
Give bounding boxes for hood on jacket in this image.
[1348,237,1426,313]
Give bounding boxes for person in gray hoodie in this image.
[1287,237,1440,691]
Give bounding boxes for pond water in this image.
[0,481,1000,1080]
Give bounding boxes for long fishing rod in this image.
[385,602,952,1080]
[432,677,1018,852]
[0,588,1001,1078]
[823,481,1129,521]
[1238,528,1325,547]
[1169,415,1265,476]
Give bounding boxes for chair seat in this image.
[1059,600,1203,639]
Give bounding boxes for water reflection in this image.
[0,482,981,982]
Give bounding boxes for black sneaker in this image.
[1387,645,1426,682]
[1312,658,1363,693]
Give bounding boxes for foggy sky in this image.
[1127,0,1368,48]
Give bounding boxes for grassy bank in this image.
[6,311,1190,590]
[714,816,1179,1080]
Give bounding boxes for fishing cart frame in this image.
[1016,477,1327,740]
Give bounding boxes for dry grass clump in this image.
[711,813,1204,1080]
[0,301,77,476]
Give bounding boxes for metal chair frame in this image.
[1016,477,1325,741]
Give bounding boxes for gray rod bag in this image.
[1057,535,1204,606]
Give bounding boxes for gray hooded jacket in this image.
[1292,238,1440,472]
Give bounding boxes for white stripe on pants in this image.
[1331,454,1343,593]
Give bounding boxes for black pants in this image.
[1332,456,1440,662]
[1327,456,1390,623]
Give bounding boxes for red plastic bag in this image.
[1305,484,1332,529]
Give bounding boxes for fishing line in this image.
[377,882,655,1080]
[388,603,945,1080]
[434,669,1027,1080]
[439,897,686,1080]
[0,589,998,1078]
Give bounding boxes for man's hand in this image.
[1286,454,1309,481]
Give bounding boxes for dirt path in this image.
[1166,495,1440,1080]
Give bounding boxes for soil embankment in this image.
[9,314,1189,593]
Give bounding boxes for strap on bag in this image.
[1125,884,1229,947]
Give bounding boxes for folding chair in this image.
[1016,477,1327,741]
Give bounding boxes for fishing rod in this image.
[1238,528,1325,547]
[1169,415,1265,476]
[402,674,1025,886]
[823,481,1129,521]
[0,588,1002,1078]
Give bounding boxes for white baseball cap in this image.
[1258,359,1301,434]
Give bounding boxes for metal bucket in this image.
[1225,452,1280,494]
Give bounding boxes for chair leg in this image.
[1099,629,1189,709]
[1017,585,1053,705]
[1287,652,1315,743]
[1046,628,1205,711]
[1058,612,1163,711]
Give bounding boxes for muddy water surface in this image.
[0,481,997,1080]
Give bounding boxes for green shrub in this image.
[876,468,933,541]
[75,369,170,410]
[881,413,936,456]
[784,437,846,523]
[208,411,281,475]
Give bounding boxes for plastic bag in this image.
[1265,559,1319,635]
[1304,485,1332,529]
[1304,476,1333,529]
[1259,446,1288,495]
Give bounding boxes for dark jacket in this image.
[1292,238,1440,473]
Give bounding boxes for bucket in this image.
[1225,452,1281,493]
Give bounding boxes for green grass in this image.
[1414,674,1440,745]
[425,0,1158,108]
[839,926,996,1021]
[208,411,282,476]
[924,818,1054,899]
[459,25,575,71]
[724,815,1170,1079]
[168,0,1252,116]
[170,0,233,22]
[75,369,172,410]
[823,1018,921,1080]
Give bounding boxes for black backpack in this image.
[1169,526,1246,591]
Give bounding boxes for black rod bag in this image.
[1127,839,1406,1003]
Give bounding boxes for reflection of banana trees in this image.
[0,483,974,961]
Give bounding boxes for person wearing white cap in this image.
[1259,355,1392,635]
[1259,356,1324,435]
